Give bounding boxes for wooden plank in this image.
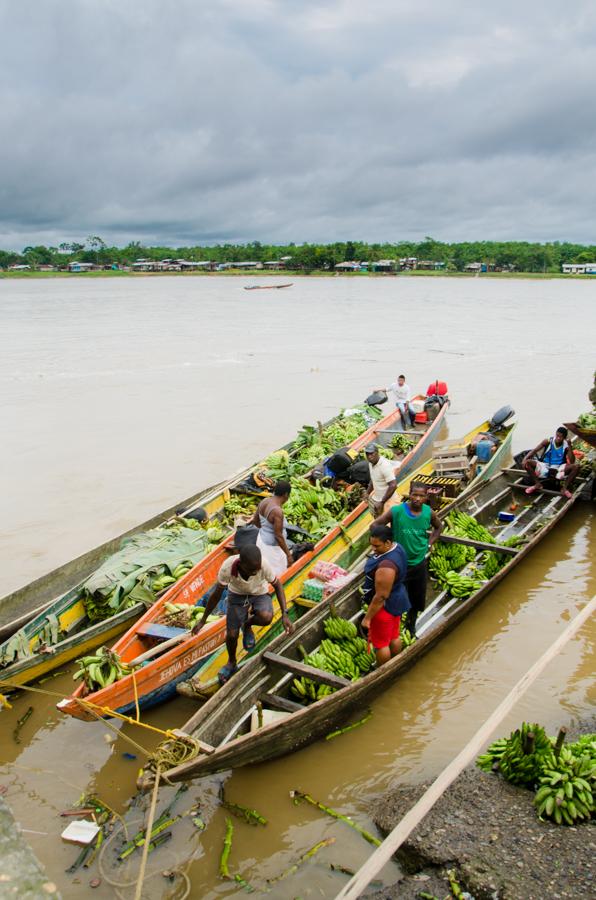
[261,692,304,713]
[433,446,467,458]
[502,467,527,475]
[170,728,215,754]
[137,623,187,640]
[263,651,350,688]
[439,534,519,555]
[335,595,596,900]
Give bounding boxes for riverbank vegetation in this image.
[2,236,596,276]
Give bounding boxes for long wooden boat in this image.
[185,406,510,698]
[152,457,588,784]
[0,400,397,686]
[56,396,450,719]
[244,283,293,290]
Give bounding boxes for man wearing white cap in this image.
[365,443,397,517]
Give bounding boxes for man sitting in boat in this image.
[365,443,398,517]
[251,480,293,576]
[377,374,414,427]
[191,545,293,684]
[361,525,410,665]
[373,485,443,636]
[523,426,579,500]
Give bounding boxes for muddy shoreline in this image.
[369,720,595,900]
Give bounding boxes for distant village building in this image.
[416,260,446,271]
[8,264,31,270]
[398,257,418,270]
[217,261,263,270]
[562,262,596,274]
[464,262,482,272]
[371,259,396,272]
[67,261,95,272]
[334,261,362,271]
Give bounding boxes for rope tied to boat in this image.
[144,734,201,780]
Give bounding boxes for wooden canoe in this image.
[244,283,293,290]
[174,405,513,700]
[0,401,394,684]
[153,459,588,784]
[56,396,449,718]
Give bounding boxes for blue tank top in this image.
[543,438,568,468]
[363,543,411,616]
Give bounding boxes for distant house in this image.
[464,262,482,273]
[38,264,56,272]
[417,260,446,271]
[370,259,396,272]
[67,261,95,272]
[398,257,418,270]
[562,262,595,274]
[335,261,361,271]
[218,261,263,270]
[8,264,31,270]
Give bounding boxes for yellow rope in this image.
[134,765,161,900]
[0,678,179,742]
[131,669,141,723]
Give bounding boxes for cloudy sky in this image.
[2,0,596,248]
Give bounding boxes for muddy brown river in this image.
[0,275,594,898]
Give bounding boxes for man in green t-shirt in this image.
[374,485,442,635]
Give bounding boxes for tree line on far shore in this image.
[2,236,596,273]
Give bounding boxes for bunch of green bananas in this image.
[401,627,416,648]
[535,751,595,825]
[343,636,368,655]
[320,639,360,680]
[73,646,134,691]
[440,570,484,598]
[323,617,358,640]
[291,676,335,702]
[445,510,495,545]
[477,737,509,772]
[493,723,554,786]
[163,602,219,630]
[222,495,258,524]
[428,540,475,580]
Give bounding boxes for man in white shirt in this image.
[388,374,414,427]
[365,443,398,516]
[191,544,293,683]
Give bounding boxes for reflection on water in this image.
[0,277,595,897]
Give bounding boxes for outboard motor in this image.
[488,405,515,432]
[365,389,388,408]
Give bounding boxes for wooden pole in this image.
[134,765,161,900]
[334,594,596,900]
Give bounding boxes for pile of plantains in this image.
[477,722,596,826]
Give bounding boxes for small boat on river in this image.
[244,283,293,290]
[149,455,588,784]
[57,394,451,719]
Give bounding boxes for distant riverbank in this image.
[0,268,590,280]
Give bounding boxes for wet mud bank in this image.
[370,723,595,900]
[0,796,60,899]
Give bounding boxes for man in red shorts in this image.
[361,524,410,665]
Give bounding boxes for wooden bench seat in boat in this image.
[136,623,187,642]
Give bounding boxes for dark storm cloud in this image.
[1,0,596,248]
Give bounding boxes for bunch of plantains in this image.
[73,646,134,691]
[477,722,596,826]
[283,477,349,539]
[291,615,376,702]
[162,602,220,630]
[263,407,382,480]
[221,494,258,524]
[429,510,527,598]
